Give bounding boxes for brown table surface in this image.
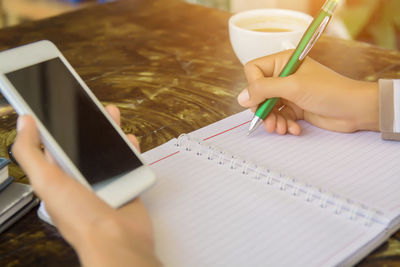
[0,0,399,265]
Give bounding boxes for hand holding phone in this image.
[0,40,156,207]
[12,111,160,266]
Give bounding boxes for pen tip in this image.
[247,117,262,136]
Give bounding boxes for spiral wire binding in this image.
[176,134,387,227]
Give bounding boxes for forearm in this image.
[78,243,160,267]
[353,80,379,132]
[75,217,161,267]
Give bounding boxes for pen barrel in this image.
[255,97,279,119]
[279,9,331,78]
[322,0,339,15]
[253,2,336,122]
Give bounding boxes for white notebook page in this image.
[141,110,397,266]
[189,109,400,219]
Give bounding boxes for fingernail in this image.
[16,116,25,132]
[289,125,300,135]
[238,89,249,103]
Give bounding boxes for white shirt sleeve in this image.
[393,80,400,133]
[379,79,400,141]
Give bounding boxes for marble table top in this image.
[0,0,399,265]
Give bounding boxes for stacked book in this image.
[0,157,38,233]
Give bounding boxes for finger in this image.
[277,102,296,120]
[287,119,302,136]
[238,76,297,108]
[273,103,302,135]
[13,117,81,198]
[12,116,50,181]
[127,134,140,152]
[276,114,287,135]
[243,49,294,83]
[238,87,271,109]
[105,105,121,126]
[263,112,277,133]
[13,116,113,234]
[237,88,250,107]
[12,117,86,229]
[105,105,141,152]
[44,149,57,164]
[243,63,265,84]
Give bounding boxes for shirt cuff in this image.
[379,79,400,141]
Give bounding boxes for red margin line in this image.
[202,120,251,141]
[150,120,250,165]
[149,151,180,166]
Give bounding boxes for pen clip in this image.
[299,16,330,61]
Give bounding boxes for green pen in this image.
[247,0,340,136]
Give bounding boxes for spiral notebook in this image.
[141,109,400,267]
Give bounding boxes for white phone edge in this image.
[0,40,156,208]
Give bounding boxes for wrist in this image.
[75,215,159,267]
[355,81,379,131]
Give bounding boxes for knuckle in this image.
[251,79,264,93]
[243,61,254,75]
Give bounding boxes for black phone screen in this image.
[6,58,143,185]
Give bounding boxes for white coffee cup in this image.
[229,9,313,65]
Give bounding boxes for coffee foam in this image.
[235,16,310,32]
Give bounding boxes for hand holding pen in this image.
[245,0,340,135]
[237,51,380,135]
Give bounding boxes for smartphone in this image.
[0,40,156,208]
